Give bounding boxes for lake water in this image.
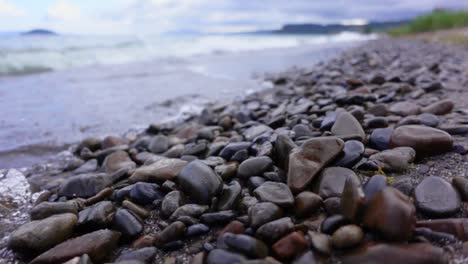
[0,32,377,168]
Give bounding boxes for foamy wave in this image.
[0,32,376,76]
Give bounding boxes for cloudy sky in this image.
[1,0,467,34]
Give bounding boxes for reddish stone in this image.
[363,187,416,241]
[350,86,371,94]
[342,243,447,264]
[131,235,156,248]
[218,220,245,237]
[272,231,308,259]
[390,125,453,155]
[101,135,128,149]
[422,99,454,115]
[416,218,468,241]
[176,124,201,140]
[346,78,364,87]
[341,177,365,222]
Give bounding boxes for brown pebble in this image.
[272,231,308,259]
[132,235,156,248]
[84,187,113,206]
[122,200,150,218]
[218,220,245,237]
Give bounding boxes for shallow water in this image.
[0,36,374,169]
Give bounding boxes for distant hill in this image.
[256,21,410,35]
[22,29,57,36]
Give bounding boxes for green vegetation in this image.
[389,10,468,36]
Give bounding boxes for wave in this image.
[0,32,377,76]
[0,65,53,76]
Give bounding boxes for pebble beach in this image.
[1,38,468,264]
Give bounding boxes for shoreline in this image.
[0,40,361,169]
[1,38,468,263]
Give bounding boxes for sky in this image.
[0,0,467,35]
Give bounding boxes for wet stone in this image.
[237,156,273,179]
[230,149,249,162]
[207,249,247,264]
[414,176,461,217]
[247,176,267,190]
[223,233,269,258]
[331,112,366,141]
[341,177,365,222]
[129,182,165,205]
[59,173,112,199]
[162,190,185,217]
[9,213,77,254]
[254,181,294,208]
[148,135,169,154]
[366,117,388,128]
[272,231,308,259]
[219,142,251,161]
[217,180,242,211]
[30,201,79,220]
[363,187,416,241]
[129,158,187,183]
[256,217,294,242]
[331,224,364,249]
[249,202,283,228]
[320,112,337,131]
[215,162,238,181]
[155,221,186,246]
[78,201,115,229]
[170,204,209,221]
[321,215,350,235]
[315,166,360,199]
[363,175,387,204]
[342,243,447,264]
[390,125,453,155]
[30,229,120,264]
[200,210,236,226]
[324,197,341,215]
[389,101,421,116]
[422,99,454,115]
[333,140,365,168]
[102,150,136,174]
[369,147,416,172]
[287,137,344,193]
[177,160,223,204]
[185,223,210,237]
[115,247,157,263]
[418,113,440,127]
[368,128,393,151]
[452,176,468,201]
[244,124,273,141]
[295,191,323,218]
[113,209,143,238]
[309,231,332,255]
[273,134,297,173]
[293,124,314,138]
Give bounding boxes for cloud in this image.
[47,0,81,21]
[6,0,468,34]
[116,0,468,34]
[0,0,26,17]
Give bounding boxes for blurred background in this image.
[0,0,467,168]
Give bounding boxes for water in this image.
[0,32,377,168]
[0,32,375,75]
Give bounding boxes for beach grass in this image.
[389,10,468,36]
